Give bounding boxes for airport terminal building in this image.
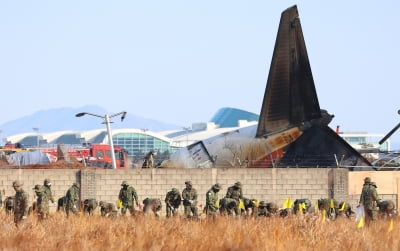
[5,108,260,166]
[4,107,389,167]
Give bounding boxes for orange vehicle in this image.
[42,144,128,169]
[85,144,128,169]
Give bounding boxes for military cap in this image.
[73,182,80,188]
[259,201,267,207]
[234,181,242,187]
[33,184,41,191]
[213,183,222,190]
[171,188,179,194]
[185,181,192,186]
[121,180,128,186]
[364,177,371,184]
[44,178,51,185]
[12,180,23,187]
[371,182,377,188]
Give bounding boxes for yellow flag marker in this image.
[388,219,394,232]
[252,200,259,207]
[357,216,364,228]
[322,210,326,222]
[239,199,245,210]
[298,202,306,214]
[339,202,346,211]
[315,200,319,213]
[283,197,293,209]
[330,199,335,209]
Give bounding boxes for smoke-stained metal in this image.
[256,5,321,138]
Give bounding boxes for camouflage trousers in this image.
[121,205,136,216]
[365,208,377,225]
[166,206,179,218]
[184,205,198,218]
[37,202,50,219]
[66,202,79,216]
[205,205,218,217]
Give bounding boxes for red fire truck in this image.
[42,144,128,169]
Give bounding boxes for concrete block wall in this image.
[1,168,349,214]
[0,169,80,212]
[330,168,349,203]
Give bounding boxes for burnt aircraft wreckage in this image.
[162,5,371,169]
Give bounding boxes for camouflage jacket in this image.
[14,189,29,216]
[206,189,219,211]
[101,202,116,216]
[226,186,243,201]
[165,191,181,208]
[35,189,48,206]
[118,186,138,206]
[258,207,269,217]
[182,187,197,206]
[66,186,79,206]
[43,185,54,203]
[359,184,380,210]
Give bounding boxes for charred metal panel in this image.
[256,5,321,138]
[277,126,372,169]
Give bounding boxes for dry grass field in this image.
[0,213,399,251]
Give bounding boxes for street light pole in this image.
[104,114,117,169]
[75,111,127,169]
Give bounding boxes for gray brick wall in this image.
[0,168,352,213]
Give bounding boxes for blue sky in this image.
[1,1,399,148]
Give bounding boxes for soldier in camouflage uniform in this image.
[118,180,139,216]
[359,177,380,225]
[42,178,55,216]
[219,197,238,216]
[225,181,243,215]
[13,181,28,224]
[65,183,80,217]
[258,201,268,217]
[143,198,162,217]
[377,199,396,219]
[242,198,258,216]
[205,183,221,217]
[182,181,198,218]
[292,198,312,215]
[266,202,279,217]
[83,198,98,216]
[165,188,181,218]
[33,184,48,219]
[4,196,14,215]
[99,201,117,217]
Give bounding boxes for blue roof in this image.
[210,108,259,128]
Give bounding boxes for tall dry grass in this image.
[0,213,399,250]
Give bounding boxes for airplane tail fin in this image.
[256,5,322,138]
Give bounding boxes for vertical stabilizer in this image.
[256,5,321,138]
